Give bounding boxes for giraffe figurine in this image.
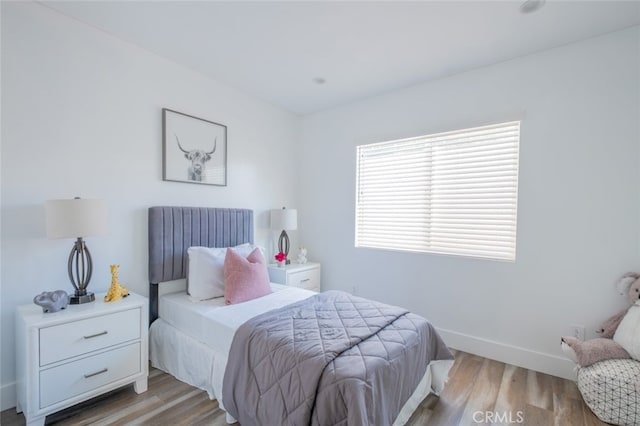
[104,264,130,302]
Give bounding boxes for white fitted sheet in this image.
[158,283,316,353]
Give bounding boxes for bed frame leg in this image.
[150,282,158,325]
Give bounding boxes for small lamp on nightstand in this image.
[45,197,107,304]
[270,207,297,265]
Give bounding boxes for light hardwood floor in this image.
[1,350,605,425]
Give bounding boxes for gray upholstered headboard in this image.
[148,206,254,323]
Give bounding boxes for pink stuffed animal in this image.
[561,272,640,367]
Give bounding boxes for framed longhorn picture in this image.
[162,108,227,186]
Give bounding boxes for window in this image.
[355,121,520,261]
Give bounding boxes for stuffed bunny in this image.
[560,272,640,367]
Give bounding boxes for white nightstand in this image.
[16,292,149,426]
[268,262,321,292]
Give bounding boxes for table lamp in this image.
[45,197,107,304]
[270,207,297,264]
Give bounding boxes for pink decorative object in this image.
[224,247,271,305]
[274,252,286,263]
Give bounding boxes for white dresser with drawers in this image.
[268,262,321,292]
[16,292,148,426]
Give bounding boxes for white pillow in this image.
[613,301,640,361]
[187,243,257,301]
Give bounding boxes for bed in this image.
[148,206,454,425]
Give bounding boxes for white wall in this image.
[0,3,300,409]
[298,27,640,379]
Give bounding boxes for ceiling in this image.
[42,1,640,115]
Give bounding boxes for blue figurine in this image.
[33,290,69,313]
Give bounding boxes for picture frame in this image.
[162,108,227,186]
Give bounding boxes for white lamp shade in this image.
[45,198,107,239]
[270,208,297,231]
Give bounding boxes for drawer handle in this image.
[83,331,108,339]
[300,278,311,283]
[84,368,108,379]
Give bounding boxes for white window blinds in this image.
[355,121,520,261]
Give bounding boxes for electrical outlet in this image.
[571,324,586,341]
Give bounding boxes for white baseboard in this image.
[436,327,577,381]
[1,381,16,411]
[0,329,576,412]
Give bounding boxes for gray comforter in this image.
[222,291,453,426]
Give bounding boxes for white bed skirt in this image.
[150,318,453,424]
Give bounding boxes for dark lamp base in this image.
[70,292,95,304]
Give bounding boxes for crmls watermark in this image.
[472,411,525,424]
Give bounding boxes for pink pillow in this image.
[224,247,271,305]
